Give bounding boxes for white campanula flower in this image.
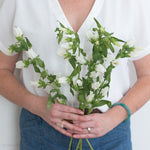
[103,53,115,68]
[55,73,61,79]
[92,82,100,90]
[76,54,86,64]
[95,41,99,45]
[87,31,99,41]
[76,79,82,86]
[57,47,66,57]
[57,43,70,57]
[72,75,78,85]
[95,64,106,74]
[126,39,135,47]
[61,43,71,50]
[90,71,100,79]
[130,47,143,58]
[13,27,23,37]
[29,81,39,87]
[100,27,105,33]
[72,75,82,86]
[16,60,25,69]
[27,48,37,59]
[127,39,143,58]
[57,76,68,84]
[101,86,109,97]
[87,53,92,61]
[60,27,68,33]
[86,91,95,102]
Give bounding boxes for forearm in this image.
[107,75,150,126]
[0,69,47,115]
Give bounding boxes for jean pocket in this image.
[20,108,42,129]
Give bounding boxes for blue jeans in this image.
[20,108,132,150]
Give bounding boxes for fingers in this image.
[73,133,96,139]
[61,120,83,132]
[50,122,73,137]
[54,102,84,115]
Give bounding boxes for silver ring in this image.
[87,127,91,133]
[56,122,64,128]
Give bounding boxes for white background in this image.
[0,0,150,150]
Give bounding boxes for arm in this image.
[71,54,150,139]
[0,51,86,137]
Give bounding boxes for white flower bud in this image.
[29,81,39,87]
[95,64,106,73]
[72,75,77,85]
[92,82,100,90]
[86,92,95,102]
[76,79,82,86]
[26,48,37,59]
[126,39,135,47]
[87,31,99,41]
[130,47,143,58]
[87,53,92,61]
[13,27,23,37]
[76,54,86,64]
[57,76,68,84]
[16,61,25,69]
[103,53,115,68]
[60,27,68,33]
[57,47,66,57]
[90,71,100,79]
[101,87,109,96]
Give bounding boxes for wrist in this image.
[23,93,48,117]
[105,104,129,126]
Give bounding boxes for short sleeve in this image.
[129,0,150,61]
[0,0,16,55]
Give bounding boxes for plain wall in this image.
[0,0,150,150]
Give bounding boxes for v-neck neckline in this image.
[54,0,104,33]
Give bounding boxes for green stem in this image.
[80,139,82,150]
[76,139,81,150]
[68,137,73,150]
[86,139,93,150]
[87,107,93,115]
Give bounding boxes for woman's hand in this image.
[67,106,127,139]
[67,113,113,139]
[37,98,88,137]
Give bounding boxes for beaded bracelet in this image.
[111,103,131,123]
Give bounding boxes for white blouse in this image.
[0,0,150,112]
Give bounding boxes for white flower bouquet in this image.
[8,18,137,150]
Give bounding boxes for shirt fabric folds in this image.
[0,0,150,112]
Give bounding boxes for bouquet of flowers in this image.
[8,18,137,150]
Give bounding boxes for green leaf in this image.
[50,89,60,94]
[35,57,45,68]
[40,70,48,79]
[47,94,52,110]
[70,88,74,96]
[69,56,76,68]
[20,39,28,51]
[94,18,101,28]
[33,64,41,73]
[23,60,30,68]
[38,79,47,88]
[70,65,81,77]
[111,36,125,43]
[78,92,85,102]
[47,75,56,83]
[92,100,112,108]
[58,31,63,44]
[25,37,32,49]
[104,63,115,82]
